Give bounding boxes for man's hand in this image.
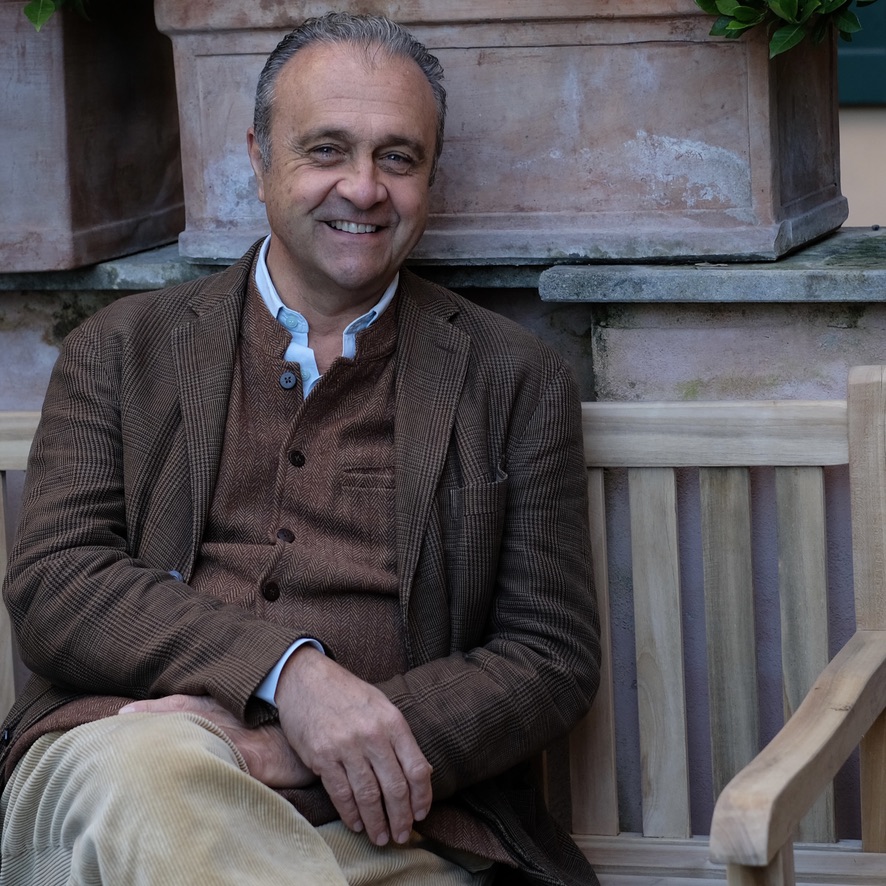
[118,694,316,789]
[275,646,433,847]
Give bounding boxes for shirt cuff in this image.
[254,638,325,707]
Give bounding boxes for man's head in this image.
[246,13,446,310]
[252,13,446,183]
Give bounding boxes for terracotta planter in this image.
[154,0,846,264]
[0,0,183,272]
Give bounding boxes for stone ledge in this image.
[0,244,543,293]
[540,227,886,303]
[4,227,883,298]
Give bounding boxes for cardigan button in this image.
[288,449,306,468]
[262,582,281,602]
[276,528,295,543]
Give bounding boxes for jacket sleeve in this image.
[378,361,601,799]
[2,307,297,722]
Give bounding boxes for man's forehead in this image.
[271,41,436,139]
[279,40,419,85]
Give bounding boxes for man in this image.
[0,12,600,885]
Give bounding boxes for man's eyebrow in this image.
[295,128,428,159]
[297,127,353,146]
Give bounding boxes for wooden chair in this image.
[568,365,886,884]
[0,411,40,721]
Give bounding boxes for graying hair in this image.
[253,12,446,181]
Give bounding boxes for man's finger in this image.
[342,757,393,846]
[393,733,433,822]
[320,762,366,837]
[366,750,414,845]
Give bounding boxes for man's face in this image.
[248,41,439,311]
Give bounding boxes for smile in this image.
[327,221,379,234]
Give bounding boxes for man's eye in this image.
[380,153,414,171]
[312,146,342,161]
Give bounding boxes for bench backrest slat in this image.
[569,469,619,837]
[700,466,758,802]
[0,411,40,719]
[584,400,848,467]
[0,471,14,718]
[775,465,835,843]
[628,466,691,838]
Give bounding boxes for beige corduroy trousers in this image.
[0,713,495,885]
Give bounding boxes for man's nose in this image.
[336,158,386,209]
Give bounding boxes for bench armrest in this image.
[710,630,886,867]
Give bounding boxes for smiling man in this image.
[0,13,601,886]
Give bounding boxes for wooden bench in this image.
[4,367,886,885]
[569,364,886,884]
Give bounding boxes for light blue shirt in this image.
[251,236,398,706]
[253,236,398,399]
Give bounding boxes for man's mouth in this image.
[327,220,379,234]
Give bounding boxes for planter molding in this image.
[154,0,847,264]
[1,0,183,272]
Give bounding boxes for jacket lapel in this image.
[394,275,470,643]
[171,263,250,578]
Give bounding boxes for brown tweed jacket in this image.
[1,243,601,885]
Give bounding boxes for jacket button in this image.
[276,528,295,543]
[279,371,297,390]
[288,449,306,467]
[262,582,281,602]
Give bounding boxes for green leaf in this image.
[23,0,61,30]
[695,0,721,13]
[715,0,742,14]
[769,22,807,54]
[798,0,822,23]
[769,0,800,21]
[836,8,863,32]
[709,14,735,35]
[733,5,767,21]
[820,0,849,12]
[725,17,759,31]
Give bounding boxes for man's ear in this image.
[246,127,266,203]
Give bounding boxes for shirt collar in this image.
[254,235,398,356]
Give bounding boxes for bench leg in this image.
[861,708,886,852]
[726,844,795,886]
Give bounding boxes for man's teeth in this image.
[328,221,378,234]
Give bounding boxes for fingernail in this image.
[415,808,428,821]
[375,831,390,846]
[118,705,135,714]
[396,831,410,844]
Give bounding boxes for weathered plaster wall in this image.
[591,302,886,402]
[0,290,122,411]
